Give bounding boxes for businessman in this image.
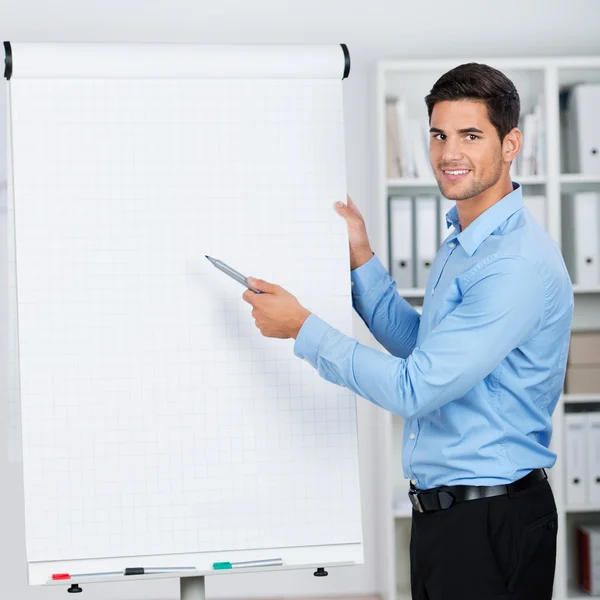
[242,62,574,600]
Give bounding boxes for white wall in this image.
[1,1,600,599]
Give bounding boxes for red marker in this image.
[51,570,122,580]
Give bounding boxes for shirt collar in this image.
[446,182,523,257]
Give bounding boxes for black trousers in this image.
[410,478,558,599]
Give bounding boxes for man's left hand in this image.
[242,278,311,339]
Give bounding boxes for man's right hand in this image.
[335,195,374,270]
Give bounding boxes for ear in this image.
[502,127,522,164]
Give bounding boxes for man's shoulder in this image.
[474,222,568,283]
[464,233,574,316]
[461,250,540,286]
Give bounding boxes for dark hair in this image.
[425,63,520,141]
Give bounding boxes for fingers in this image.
[243,278,279,305]
[247,277,276,294]
[242,289,256,305]
[335,199,352,218]
[336,205,364,231]
[336,195,362,218]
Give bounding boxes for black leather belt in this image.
[408,468,547,513]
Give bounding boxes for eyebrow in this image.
[429,127,485,135]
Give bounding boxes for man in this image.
[242,63,574,600]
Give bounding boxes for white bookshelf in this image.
[375,56,600,600]
[571,285,600,295]
[563,394,600,404]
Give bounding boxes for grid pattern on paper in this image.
[10,78,362,562]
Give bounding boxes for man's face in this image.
[429,100,505,201]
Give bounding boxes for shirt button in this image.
[351,281,355,286]
[431,288,434,296]
[449,242,456,249]
[410,433,416,440]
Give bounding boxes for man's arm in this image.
[351,254,420,358]
[294,256,546,419]
[334,196,421,357]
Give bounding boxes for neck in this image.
[456,174,514,230]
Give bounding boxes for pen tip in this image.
[205,255,210,259]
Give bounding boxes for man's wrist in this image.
[292,308,312,339]
[351,248,374,271]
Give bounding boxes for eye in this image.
[434,133,446,141]
[466,134,479,141]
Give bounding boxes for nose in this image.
[441,136,464,165]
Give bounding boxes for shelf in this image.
[560,173,600,183]
[560,174,600,193]
[512,175,547,185]
[568,582,594,598]
[565,503,600,513]
[572,285,600,295]
[397,287,425,298]
[563,394,600,403]
[387,178,437,188]
[396,285,600,298]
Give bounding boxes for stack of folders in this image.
[561,192,600,287]
[389,195,454,289]
[566,332,600,395]
[512,98,545,177]
[578,525,600,595]
[385,95,432,179]
[564,83,600,175]
[564,407,600,507]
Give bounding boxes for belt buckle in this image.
[409,489,424,513]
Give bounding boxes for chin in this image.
[437,178,485,202]
[437,182,469,201]
[438,186,457,200]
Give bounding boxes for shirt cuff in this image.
[293,313,332,367]
[350,253,389,296]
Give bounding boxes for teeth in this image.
[445,169,469,175]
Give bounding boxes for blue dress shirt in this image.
[294,183,574,489]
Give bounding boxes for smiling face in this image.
[429,99,508,202]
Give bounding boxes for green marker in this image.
[213,558,283,570]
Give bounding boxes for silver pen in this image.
[205,255,262,294]
[229,559,283,568]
